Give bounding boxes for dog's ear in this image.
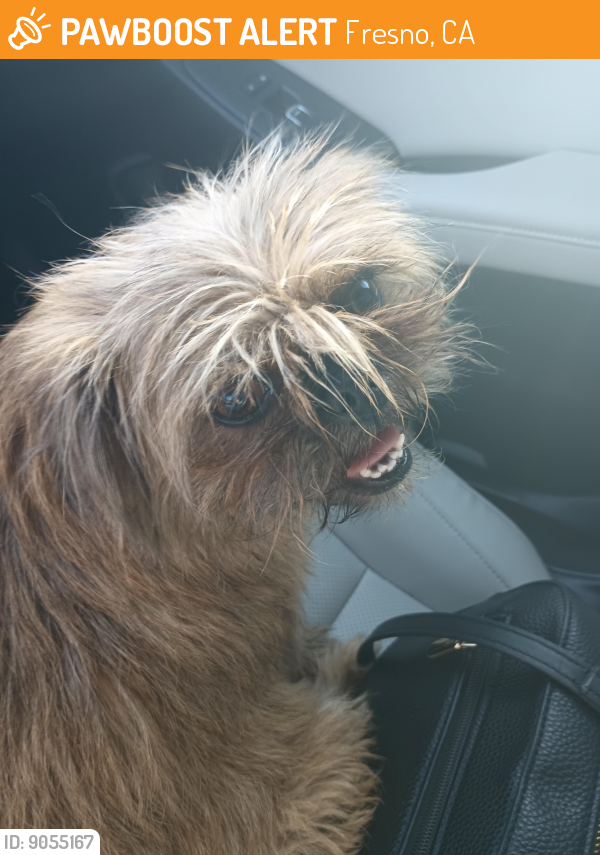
[37,367,155,543]
[82,372,155,534]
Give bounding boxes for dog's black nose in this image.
[301,355,388,421]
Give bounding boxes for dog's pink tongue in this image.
[347,425,401,479]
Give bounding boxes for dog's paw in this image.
[285,625,370,695]
[314,635,371,696]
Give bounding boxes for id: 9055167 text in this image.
[1,832,99,852]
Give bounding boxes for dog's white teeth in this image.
[356,445,404,481]
[389,434,405,456]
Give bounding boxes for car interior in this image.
[1,58,599,638]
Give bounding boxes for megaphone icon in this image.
[8,10,49,50]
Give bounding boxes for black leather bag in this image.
[357,581,600,855]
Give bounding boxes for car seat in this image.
[304,462,550,639]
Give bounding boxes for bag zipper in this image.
[594,818,600,855]
[400,647,492,855]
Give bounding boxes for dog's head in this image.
[14,137,463,537]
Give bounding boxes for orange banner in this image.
[1,0,599,58]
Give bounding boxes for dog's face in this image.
[26,138,461,533]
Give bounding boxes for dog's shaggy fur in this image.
[0,137,462,853]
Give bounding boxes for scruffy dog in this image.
[0,137,460,853]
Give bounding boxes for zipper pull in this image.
[427,638,478,659]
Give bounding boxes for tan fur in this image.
[0,136,463,852]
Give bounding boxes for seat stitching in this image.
[416,490,511,590]
[331,533,434,611]
[428,464,548,576]
[457,483,548,570]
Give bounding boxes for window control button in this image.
[243,74,270,95]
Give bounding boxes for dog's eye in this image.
[330,276,382,315]
[213,379,270,426]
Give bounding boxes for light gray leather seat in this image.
[304,462,550,640]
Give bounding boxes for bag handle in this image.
[357,611,600,716]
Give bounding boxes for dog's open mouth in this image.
[345,425,411,490]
